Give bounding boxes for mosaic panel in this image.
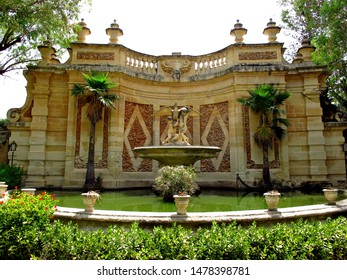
[200,101,230,172]
[123,101,153,172]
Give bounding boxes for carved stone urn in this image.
[38,40,55,65]
[173,195,190,215]
[0,182,7,196]
[21,188,36,195]
[298,38,316,61]
[263,18,281,43]
[323,189,338,205]
[230,20,247,43]
[77,19,91,43]
[264,191,281,211]
[106,20,123,44]
[81,191,100,212]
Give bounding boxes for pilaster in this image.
[26,73,51,187]
[303,74,328,180]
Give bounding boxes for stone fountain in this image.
[133,103,221,166]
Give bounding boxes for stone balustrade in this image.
[125,51,158,74]
[36,18,316,82]
[61,41,290,82]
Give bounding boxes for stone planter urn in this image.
[173,195,190,215]
[264,191,281,211]
[22,188,36,195]
[323,189,338,205]
[81,191,100,212]
[0,182,8,197]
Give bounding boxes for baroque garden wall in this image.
[6,22,346,189]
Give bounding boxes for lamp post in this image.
[8,141,17,166]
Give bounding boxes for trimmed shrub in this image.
[0,190,57,259]
[0,163,25,187]
[1,191,347,260]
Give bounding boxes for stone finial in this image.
[292,52,303,63]
[38,39,56,65]
[298,37,316,61]
[230,20,247,44]
[263,18,281,43]
[77,19,91,43]
[106,20,123,44]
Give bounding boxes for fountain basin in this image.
[133,145,221,166]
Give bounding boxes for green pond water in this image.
[52,189,336,212]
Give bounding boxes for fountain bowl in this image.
[133,145,221,166]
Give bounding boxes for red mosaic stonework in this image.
[200,102,230,172]
[122,101,153,172]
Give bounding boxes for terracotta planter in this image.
[173,195,190,215]
[323,189,338,205]
[264,192,281,211]
[81,193,99,212]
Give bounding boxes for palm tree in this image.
[72,72,119,190]
[237,84,291,188]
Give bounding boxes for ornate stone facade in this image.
[6,26,344,189]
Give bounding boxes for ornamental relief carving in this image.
[160,58,192,81]
[238,51,277,61]
[77,51,115,61]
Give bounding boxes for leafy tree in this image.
[279,0,347,115]
[237,84,291,188]
[0,0,91,76]
[72,72,119,190]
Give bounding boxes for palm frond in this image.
[271,126,287,141]
[254,126,274,147]
[71,83,85,96]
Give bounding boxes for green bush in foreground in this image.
[0,192,347,260]
[0,190,57,259]
[0,163,25,187]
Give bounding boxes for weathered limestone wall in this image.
[6,30,346,189]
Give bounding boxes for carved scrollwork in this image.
[160,59,192,81]
[7,108,21,122]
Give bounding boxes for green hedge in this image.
[1,191,347,260]
[0,163,25,187]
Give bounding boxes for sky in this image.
[0,0,290,119]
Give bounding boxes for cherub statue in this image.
[156,102,200,145]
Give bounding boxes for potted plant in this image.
[154,165,198,215]
[263,189,281,211]
[323,187,339,205]
[81,191,101,212]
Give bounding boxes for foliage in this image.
[71,72,119,121]
[237,84,290,187]
[0,0,91,75]
[71,72,118,190]
[0,163,25,187]
[154,165,198,201]
[279,0,347,114]
[0,119,9,126]
[1,203,347,260]
[0,190,57,259]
